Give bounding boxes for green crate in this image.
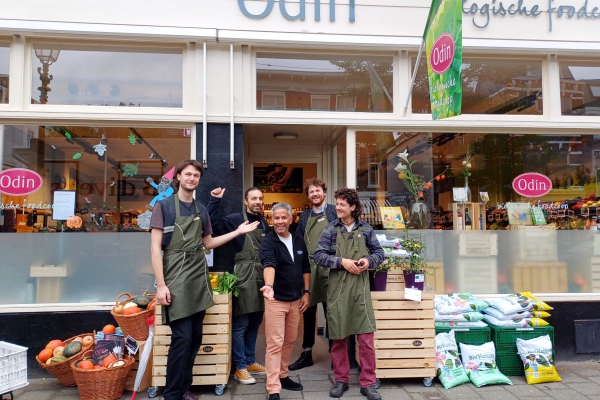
[435,326,491,347]
[490,325,554,353]
[496,349,556,377]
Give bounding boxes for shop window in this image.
[261,91,286,110]
[30,45,183,107]
[559,60,600,116]
[311,94,330,111]
[0,45,9,104]
[256,53,393,112]
[355,130,600,295]
[412,57,543,115]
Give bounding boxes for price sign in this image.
[404,287,422,302]
[453,187,468,202]
[125,335,140,355]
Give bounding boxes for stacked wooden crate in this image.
[152,293,232,386]
[125,340,153,392]
[358,291,435,379]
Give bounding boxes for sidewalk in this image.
[13,359,600,400]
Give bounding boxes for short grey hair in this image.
[271,202,293,218]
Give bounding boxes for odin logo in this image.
[202,346,214,353]
[0,168,43,196]
[238,0,355,22]
[412,340,423,347]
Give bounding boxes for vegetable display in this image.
[214,272,239,297]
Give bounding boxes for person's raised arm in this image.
[203,220,259,250]
[151,228,171,306]
[207,187,236,235]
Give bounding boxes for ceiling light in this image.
[274,132,298,140]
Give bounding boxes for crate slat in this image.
[152,374,229,387]
[376,320,434,330]
[153,354,230,366]
[153,364,229,376]
[371,292,434,300]
[374,338,434,349]
[374,310,434,320]
[372,300,434,310]
[375,359,435,369]
[375,367,436,378]
[374,329,435,339]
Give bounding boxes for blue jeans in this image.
[232,311,264,370]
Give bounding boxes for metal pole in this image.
[404,39,425,112]
[230,43,234,169]
[202,42,208,169]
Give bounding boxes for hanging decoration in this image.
[64,132,72,139]
[128,133,137,146]
[122,163,139,178]
[72,152,82,160]
[93,142,107,156]
[147,167,176,208]
[136,210,153,230]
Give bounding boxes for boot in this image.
[288,349,313,371]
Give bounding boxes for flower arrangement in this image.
[394,150,448,199]
[385,229,437,274]
[462,147,474,178]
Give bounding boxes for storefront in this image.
[2,0,600,363]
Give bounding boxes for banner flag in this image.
[424,0,462,120]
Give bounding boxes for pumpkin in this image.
[123,306,141,315]
[113,303,124,314]
[124,302,138,310]
[64,341,83,358]
[49,355,67,364]
[38,348,53,363]
[102,355,117,368]
[66,215,82,229]
[82,336,94,347]
[133,291,153,308]
[53,346,65,357]
[78,360,94,370]
[45,339,64,350]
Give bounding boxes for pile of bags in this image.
[376,234,408,257]
[434,293,489,329]
[483,292,552,328]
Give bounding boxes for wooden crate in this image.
[357,292,435,379]
[458,233,498,257]
[516,229,558,262]
[386,263,444,293]
[457,258,497,293]
[512,261,568,293]
[125,340,153,392]
[452,202,486,230]
[152,293,232,387]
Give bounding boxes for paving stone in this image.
[439,384,482,398]
[504,384,547,397]
[463,390,519,400]
[235,382,271,395]
[300,379,335,392]
[553,371,592,383]
[567,382,600,396]
[297,372,333,381]
[374,387,413,399]
[542,388,590,399]
[11,390,53,400]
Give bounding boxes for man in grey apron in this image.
[314,188,385,400]
[150,160,259,400]
[289,178,337,371]
[208,186,269,384]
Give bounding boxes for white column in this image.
[545,54,561,120]
[346,128,356,189]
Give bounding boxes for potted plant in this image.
[386,229,437,291]
[369,260,397,292]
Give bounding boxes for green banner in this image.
[424,0,462,120]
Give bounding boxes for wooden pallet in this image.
[152,293,232,387]
[357,291,435,379]
[512,261,568,293]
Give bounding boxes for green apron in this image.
[232,210,267,317]
[161,194,214,325]
[326,225,377,340]
[304,211,330,307]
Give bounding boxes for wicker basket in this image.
[35,333,95,386]
[110,292,155,341]
[71,350,134,400]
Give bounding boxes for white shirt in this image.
[278,233,295,260]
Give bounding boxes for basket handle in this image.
[115,292,134,304]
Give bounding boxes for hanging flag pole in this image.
[404,39,425,112]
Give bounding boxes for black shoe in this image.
[268,394,281,400]
[280,376,303,391]
[288,350,313,371]
[329,381,349,398]
[360,386,382,400]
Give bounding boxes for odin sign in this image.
[238,0,355,21]
[0,168,43,196]
[512,172,553,198]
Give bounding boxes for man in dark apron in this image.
[150,160,259,400]
[289,178,337,371]
[314,188,385,400]
[208,186,269,384]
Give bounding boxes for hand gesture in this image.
[299,293,309,313]
[156,284,171,306]
[341,258,360,275]
[211,187,226,198]
[236,220,260,235]
[357,258,370,273]
[260,285,274,301]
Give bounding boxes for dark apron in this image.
[304,212,330,307]
[233,210,267,317]
[161,194,214,325]
[326,225,377,340]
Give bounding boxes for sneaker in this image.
[360,386,382,400]
[280,376,303,391]
[329,381,349,398]
[247,362,266,375]
[268,394,281,400]
[182,391,199,400]
[289,349,313,371]
[234,368,256,385]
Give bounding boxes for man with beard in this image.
[314,188,385,400]
[208,186,269,384]
[288,178,337,371]
[150,160,259,400]
[259,202,311,400]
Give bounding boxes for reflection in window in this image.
[0,46,9,104]
[0,126,190,233]
[257,53,393,112]
[31,46,183,107]
[560,61,600,116]
[412,57,543,115]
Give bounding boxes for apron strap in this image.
[174,193,201,218]
[243,208,269,231]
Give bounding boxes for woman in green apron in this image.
[313,188,385,400]
[150,160,259,400]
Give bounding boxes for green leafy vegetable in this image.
[215,272,240,297]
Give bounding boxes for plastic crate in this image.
[490,325,554,352]
[435,326,491,347]
[0,341,28,394]
[496,349,556,377]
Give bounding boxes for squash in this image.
[49,355,67,364]
[82,336,94,347]
[63,341,83,358]
[38,348,53,363]
[53,346,65,357]
[123,306,141,315]
[113,303,124,314]
[66,215,83,229]
[133,291,153,309]
[124,302,138,310]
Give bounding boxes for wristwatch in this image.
[303,289,311,294]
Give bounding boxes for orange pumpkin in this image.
[38,348,54,363]
[123,306,141,315]
[78,360,94,370]
[93,365,104,370]
[45,339,64,351]
[102,355,117,368]
[66,215,83,229]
